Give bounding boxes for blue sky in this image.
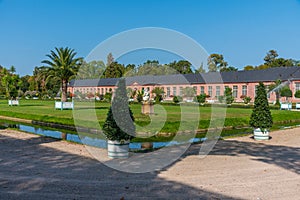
[1,0,300,76]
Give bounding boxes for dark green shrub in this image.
[280,86,292,101]
[104,92,112,102]
[249,82,273,129]
[194,94,207,104]
[295,90,300,98]
[154,94,163,103]
[243,96,251,104]
[173,96,183,103]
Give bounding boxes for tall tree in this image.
[264,50,278,65]
[77,60,106,79]
[123,64,136,77]
[106,53,114,67]
[220,66,238,72]
[269,58,294,67]
[137,60,160,76]
[42,47,82,102]
[104,61,125,78]
[207,54,227,72]
[168,60,193,74]
[1,67,21,99]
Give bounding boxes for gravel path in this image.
[0,128,299,199]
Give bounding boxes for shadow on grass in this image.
[0,133,240,199]
[18,104,45,107]
[74,106,109,110]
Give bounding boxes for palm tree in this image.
[42,47,82,102]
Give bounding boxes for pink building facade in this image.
[68,67,300,103]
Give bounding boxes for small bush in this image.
[194,94,207,104]
[295,90,300,98]
[243,96,251,104]
[280,86,292,101]
[173,96,183,103]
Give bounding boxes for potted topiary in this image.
[224,87,234,106]
[249,82,273,140]
[102,78,135,158]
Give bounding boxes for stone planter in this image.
[55,101,74,110]
[141,102,154,115]
[280,103,292,110]
[253,128,270,140]
[107,140,130,159]
[8,100,19,106]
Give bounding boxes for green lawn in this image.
[1,99,300,135]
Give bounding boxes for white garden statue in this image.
[143,89,150,102]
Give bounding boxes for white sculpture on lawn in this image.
[143,88,150,102]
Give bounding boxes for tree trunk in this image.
[275,91,280,105]
[61,79,67,102]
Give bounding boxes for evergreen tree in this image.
[102,78,135,141]
[250,82,273,129]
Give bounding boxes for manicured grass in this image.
[1,100,300,135]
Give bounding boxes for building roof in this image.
[69,66,300,87]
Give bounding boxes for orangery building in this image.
[68,66,300,103]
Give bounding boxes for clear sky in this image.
[1,0,300,76]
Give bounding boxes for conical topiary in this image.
[102,78,135,141]
[249,82,273,129]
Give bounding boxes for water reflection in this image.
[0,121,205,150]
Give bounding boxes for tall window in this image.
[167,87,171,97]
[200,86,205,94]
[173,87,177,96]
[242,85,247,96]
[216,86,220,97]
[233,85,238,98]
[255,85,258,96]
[208,86,213,97]
[179,87,183,96]
[193,86,197,95]
[296,83,300,92]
